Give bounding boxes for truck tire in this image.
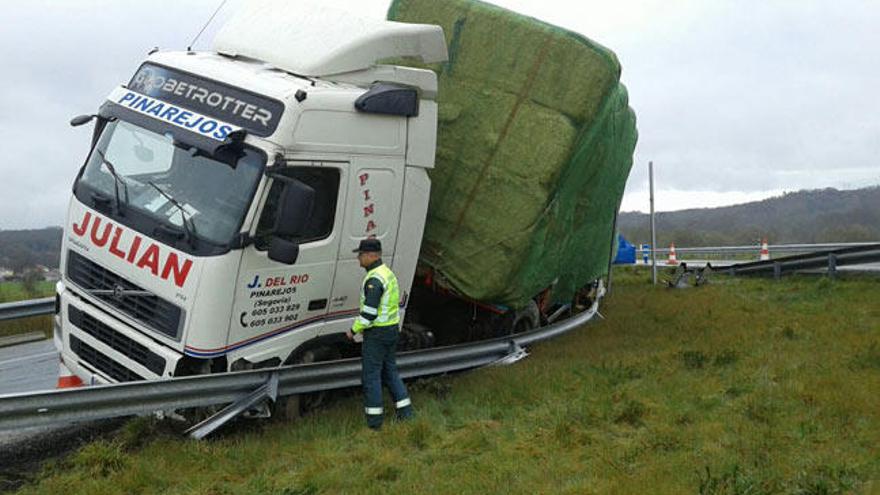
[275,345,341,421]
[399,323,435,351]
[512,300,540,334]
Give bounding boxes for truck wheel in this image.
[399,323,435,351]
[512,300,540,334]
[275,345,341,420]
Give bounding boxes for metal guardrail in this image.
[646,242,879,256]
[0,297,54,322]
[0,296,602,436]
[726,244,880,278]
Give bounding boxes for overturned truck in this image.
[53,0,636,388]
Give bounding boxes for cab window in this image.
[255,167,340,249]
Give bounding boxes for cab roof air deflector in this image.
[212,0,448,77]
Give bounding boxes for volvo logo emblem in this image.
[112,284,126,300]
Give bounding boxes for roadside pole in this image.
[649,161,657,285]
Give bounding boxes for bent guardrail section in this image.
[0,297,601,435]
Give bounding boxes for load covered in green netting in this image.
[388,0,638,308]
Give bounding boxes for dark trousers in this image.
[362,324,413,428]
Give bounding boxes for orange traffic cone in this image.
[760,238,770,261]
[666,243,678,265]
[56,363,84,389]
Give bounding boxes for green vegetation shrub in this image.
[71,441,128,478]
[681,350,709,369]
[791,465,860,495]
[613,399,646,427]
[697,465,764,495]
[850,342,880,370]
[713,349,738,367]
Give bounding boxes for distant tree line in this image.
[619,186,880,247]
[0,227,63,273]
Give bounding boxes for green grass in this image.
[13,270,880,494]
[0,280,54,339]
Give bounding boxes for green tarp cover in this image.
[388,0,638,308]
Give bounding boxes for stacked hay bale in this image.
[389,0,638,307]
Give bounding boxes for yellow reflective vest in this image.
[352,263,400,334]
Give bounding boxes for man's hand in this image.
[346,329,355,341]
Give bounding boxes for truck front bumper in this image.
[57,287,183,385]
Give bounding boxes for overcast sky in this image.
[1,0,878,229]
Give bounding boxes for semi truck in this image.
[54,0,636,388]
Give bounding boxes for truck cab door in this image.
[328,157,403,317]
[229,162,347,359]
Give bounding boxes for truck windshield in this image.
[75,120,264,252]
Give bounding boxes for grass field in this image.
[0,280,54,340]
[11,269,880,494]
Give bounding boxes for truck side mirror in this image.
[70,114,97,127]
[267,177,316,265]
[268,236,300,265]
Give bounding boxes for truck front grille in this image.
[68,306,166,376]
[69,335,145,383]
[66,251,182,340]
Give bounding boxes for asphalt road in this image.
[0,339,57,396]
[838,262,880,272]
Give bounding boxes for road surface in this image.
[0,339,57,396]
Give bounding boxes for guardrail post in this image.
[773,262,781,280]
[827,254,837,278]
[185,371,280,440]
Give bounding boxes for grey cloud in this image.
[616,1,880,205]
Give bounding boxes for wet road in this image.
[0,339,64,461]
[838,262,880,272]
[0,339,57,396]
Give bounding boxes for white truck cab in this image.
[55,2,449,384]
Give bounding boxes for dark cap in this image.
[353,238,382,253]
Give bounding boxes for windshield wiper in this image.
[95,149,129,215]
[147,181,198,248]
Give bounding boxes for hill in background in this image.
[619,186,880,247]
[0,227,62,272]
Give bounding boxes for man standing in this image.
[346,239,413,429]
